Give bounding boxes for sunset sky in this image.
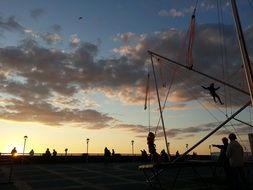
[0,0,253,155]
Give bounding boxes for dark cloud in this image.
[0,20,251,130]
[30,9,45,19]
[0,16,25,33]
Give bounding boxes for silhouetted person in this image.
[141,149,148,161]
[147,132,160,162]
[160,149,169,162]
[104,147,111,164]
[175,150,180,158]
[45,148,51,157]
[53,149,57,157]
[29,149,34,157]
[202,83,223,105]
[11,147,17,157]
[64,148,68,157]
[111,149,115,162]
[226,133,248,190]
[213,137,230,187]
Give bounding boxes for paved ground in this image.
[0,162,252,190]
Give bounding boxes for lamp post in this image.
[131,140,134,155]
[86,138,89,162]
[23,135,28,156]
[167,142,170,154]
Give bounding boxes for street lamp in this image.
[86,138,90,154]
[23,135,28,156]
[167,142,170,155]
[86,138,90,163]
[131,140,134,155]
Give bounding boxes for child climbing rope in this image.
[147,132,160,162]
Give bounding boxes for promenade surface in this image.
[0,162,252,190]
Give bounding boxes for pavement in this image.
[0,162,252,190]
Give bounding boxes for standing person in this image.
[212,137,230,180]
[160,149,169,162]
[202,83,223,104]
[11,147,17,157]
[52,149,57,157]
[104,147,110,164]
[29,149,34,157]
[226,133,247,190]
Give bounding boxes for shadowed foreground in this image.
[0,161,252,190]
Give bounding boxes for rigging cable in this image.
[154,57,179,135]
[217,0,230,117]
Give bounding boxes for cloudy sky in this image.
[0,0,253,155]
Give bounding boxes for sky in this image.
[0,0,253,155]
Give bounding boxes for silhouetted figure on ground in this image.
[175,150,180,159]
[64,148,68,157]
[104,147,111,164]
[212,137,230,181]
[45,148,51,157]
[111,149,115,162]
[202,83,223,105]
[11,147,17,157]
[147,132,160,162]
[160,149,169,162]
[53,149,57,157]
[226,133,248,190]
[29,149,34,157]
[141,149,148,161]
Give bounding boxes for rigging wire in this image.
[217,0,230,117]
[154,57,179,136]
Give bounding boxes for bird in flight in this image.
[78,17,83,20]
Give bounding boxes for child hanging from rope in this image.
[147,132,160,162]
[202,83,223,105]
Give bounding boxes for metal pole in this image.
[148,50,249,96]
[23,136,27,156]
[233,117,253,128]
[173,100,251,163]
[231,0,253,105]
[131,140,134,155]
[150,54,171,161]
[86,138,89,163]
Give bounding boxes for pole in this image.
[173,100,251,163]
[23,136,27,156]
[86,138,89,163]
[148,50,249,96]
[231,0,253,105]
[131,140,134,155]
[150,54,171,161]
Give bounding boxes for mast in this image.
[231,0,253,105]
[150,54,170,161]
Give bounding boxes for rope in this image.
[154,60,179,136]
[185,0,198,69]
